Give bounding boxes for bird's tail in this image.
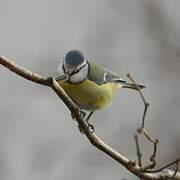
[113,79,145,90]
[121,82,145,90]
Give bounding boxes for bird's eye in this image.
[69,63,87,76]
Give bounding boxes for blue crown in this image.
[65,50,85,66]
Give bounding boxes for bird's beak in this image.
[55,74,68,82]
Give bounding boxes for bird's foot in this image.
[71,110,86,121]
[78,123,94,134]
[87,122,94,133]
[78,111,94,134]
[85,111,94,133]
[72,110,94,134]
[80,110,87,119]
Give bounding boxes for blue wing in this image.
[87,61,145,89]
[87,61,126,85]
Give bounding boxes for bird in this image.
[55,50,145,132]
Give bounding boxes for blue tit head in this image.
[60,50,89,83]
[65,50,84,68]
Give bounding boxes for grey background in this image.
[0,0,180,179]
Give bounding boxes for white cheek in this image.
[70,66,88,83]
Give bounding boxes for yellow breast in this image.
[59,79,122,111]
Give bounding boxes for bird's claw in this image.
[80,110,86,118]
[78,123,94,134]
[72,110,94,134]
[87,123,94,133]
[71,110,86,121]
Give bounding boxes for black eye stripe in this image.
[69,63,87,76]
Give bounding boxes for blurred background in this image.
[0,0,180,179]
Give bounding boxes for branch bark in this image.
[0,55,179,179]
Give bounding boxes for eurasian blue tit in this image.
[55,50,145,130]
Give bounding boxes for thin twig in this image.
[134,135,142,169]
[143,158,180,173]
[137,128,158,144]
[134,135,143,180]
[127,73,159,170]
[127,73,149,129]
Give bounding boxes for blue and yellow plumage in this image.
[55,50,145,130]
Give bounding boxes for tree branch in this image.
[127,73,159,170]
[0,55,179,179]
